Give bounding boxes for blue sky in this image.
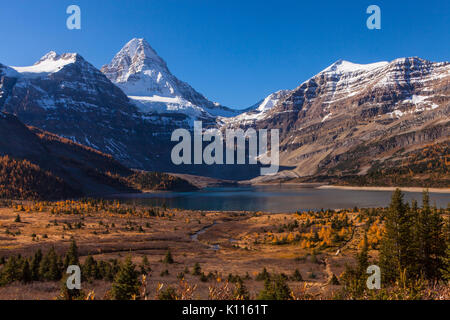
[0,0,448,108]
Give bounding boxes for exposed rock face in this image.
[0,63,19,107]
[0,51,180,171]
[1,39,448,183]
[101,38,238,126]
[225,58,449,180]
[0,44,254,179]
[0,112,134,196]
[221,90,291,126]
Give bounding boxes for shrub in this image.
[163,250,174,264]
[192,262,201,276]
[255,268,270,281]
[257,275,292,300]
[291,269,303,281]
[157,286,179,300]
[111,256,140,300]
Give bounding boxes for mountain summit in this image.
[1,42,448,182]
[101,38,238,121]
[225,57,449,181]
[101,38,171,96]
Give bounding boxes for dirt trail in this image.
[321,222,365,288]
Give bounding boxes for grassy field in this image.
[0,199,373,300]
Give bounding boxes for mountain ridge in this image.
[1,39,448,184]
[101,38,239,125]
[230,57,449,184]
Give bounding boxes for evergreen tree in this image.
[255,267,270,281]
[97,260,110,280]
[233,278,250,300]
[357,232,369,277]
[47,247,61,281]
[329,274,340,285]
[409,199,421,276]
[38,254,50,281]
[427,204,445,279]
[31,249,42,281]
[439,219,450,282]
[257,274,291,300]
[111,256,140,300]
[109,259,120,281]
[414,191,445,280]
[441,242,450,282]
[163,249,174,264]
[379,189,413,283]
[21,260,32,283]
[291,269,303,282]
[140,255,150,275]
[39,247,60,281]
[82,255,98,280]
[64,240,79,269]
[0,256,19,285]
[157,286,178,300]
[192,262,201,276]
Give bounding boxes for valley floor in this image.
[0,199,447,300]
[0,200,366,300]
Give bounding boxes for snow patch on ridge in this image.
[12,52,77,78]
[256,90,291,112]
[321,59,389,74]
[387,95,442,118]
[321,113,333,122]
[129,95,209,126]
[102,38,239,120]
[220,90,291,125]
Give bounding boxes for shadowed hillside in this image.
[0,156,78,200]
[0,112,196,200]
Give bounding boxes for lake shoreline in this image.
[247,181,450,193]
[107,184,450,213]
[317,185,450,194]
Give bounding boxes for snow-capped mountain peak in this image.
[12,51,78,78]
[123,38,167,68]
[320,59,389,75]
[101,38,173,96]
[101,38,239,123]
[35,51,59,64]
[102,38,168,86]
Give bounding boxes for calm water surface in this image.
[111,186,450,213]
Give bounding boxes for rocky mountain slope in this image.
[0,112,197,199]
[101,38,238,126]
[1,39,448,185]
[225,58,449,185]
[0,49,183,171]
[0,111,136,198]
[0,42,257,179]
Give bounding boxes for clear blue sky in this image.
[1,0,448,108]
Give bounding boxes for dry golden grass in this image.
[0,200,384,299]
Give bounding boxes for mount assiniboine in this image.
[0,38,448,184]
[101,38,239,123]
